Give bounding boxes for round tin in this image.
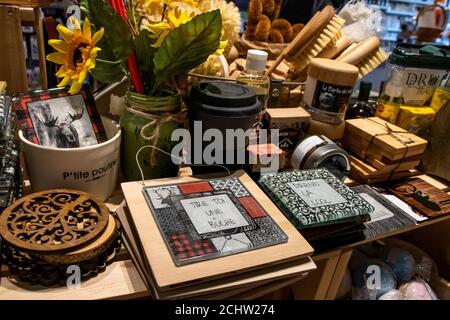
[291,135,350,181]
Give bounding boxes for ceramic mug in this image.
[19,117,121,201]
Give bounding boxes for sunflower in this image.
[141,4,227,55]
[46,17,104,94]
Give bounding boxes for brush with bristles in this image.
[288,13,345,74]
[266,5,344,77]
[336,36,389,78]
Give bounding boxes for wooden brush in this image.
[317,36,352,59]
[266,5,344,77]
[336,36,388,78]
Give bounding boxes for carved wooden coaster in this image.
[41,215,120,264]
[0,189,110,254]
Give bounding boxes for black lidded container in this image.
[188,81,261,173]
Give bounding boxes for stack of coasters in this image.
[0,82,22,213]
[258,169,374,250]
[119,171,314,298]
[343,117,427,183]
[0,189,121,286]
[264,107,310,168]
[351,185,416,239]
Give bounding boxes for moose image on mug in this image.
[27,94,99,148]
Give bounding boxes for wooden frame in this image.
[121,170,314,291]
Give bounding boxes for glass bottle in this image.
[346,81,374,119]
[376,69,404,124]
[236,49,270,123]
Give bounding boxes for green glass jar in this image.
[120,90,184,182]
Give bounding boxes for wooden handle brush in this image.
[266,5,335,77]
[317,36,352,59]
[336,36,380,65]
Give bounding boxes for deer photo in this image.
[35,104,85,148]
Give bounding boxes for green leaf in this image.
[134,29,157,93]
[87,0,132,61]
[91,59,125,84]
[152,10,222,93]
[79,0,91,20]
[91,41,126,84]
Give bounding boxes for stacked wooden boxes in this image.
[343,117,428,183]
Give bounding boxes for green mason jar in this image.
[120,90,184,181]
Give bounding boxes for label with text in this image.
[288,178,347,208]
[180,194,249,234]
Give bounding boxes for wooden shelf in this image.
[0,0,51,7]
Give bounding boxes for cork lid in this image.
[307,58,359,86]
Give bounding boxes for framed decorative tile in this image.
[142,177,288,266]
[209,178,250,197]
[351,184,416,238]
[258,169,374,229]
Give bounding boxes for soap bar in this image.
[397,106,435,134]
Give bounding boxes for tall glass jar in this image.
[120,89,184,181]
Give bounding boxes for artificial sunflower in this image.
[141,3,227,55]
[46,17,104,94]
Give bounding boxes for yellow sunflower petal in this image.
[46,52,67,65]
[91,27,104,45]
[69,16,81,30]
[57,75,71,87]
[89,47,101,59]
[83,18,91,39]
[48,39,69,53]
[57,25,75,43]
[55,66,68,77]
[69,81,83,95]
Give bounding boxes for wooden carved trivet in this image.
[0,189,109,254]
[1,231,121,287]
[41,215,120,264]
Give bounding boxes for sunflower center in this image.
[72,43,88,66]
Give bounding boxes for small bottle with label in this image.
[376,69,404,123]
[237,50,270,123]
[346,81,375,119]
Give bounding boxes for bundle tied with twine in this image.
[126,101,187,168]
[363,118,415,179]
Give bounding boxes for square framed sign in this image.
[13,85,107,148]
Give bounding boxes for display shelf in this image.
[390,0,432,5]
[385,10,416,16]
